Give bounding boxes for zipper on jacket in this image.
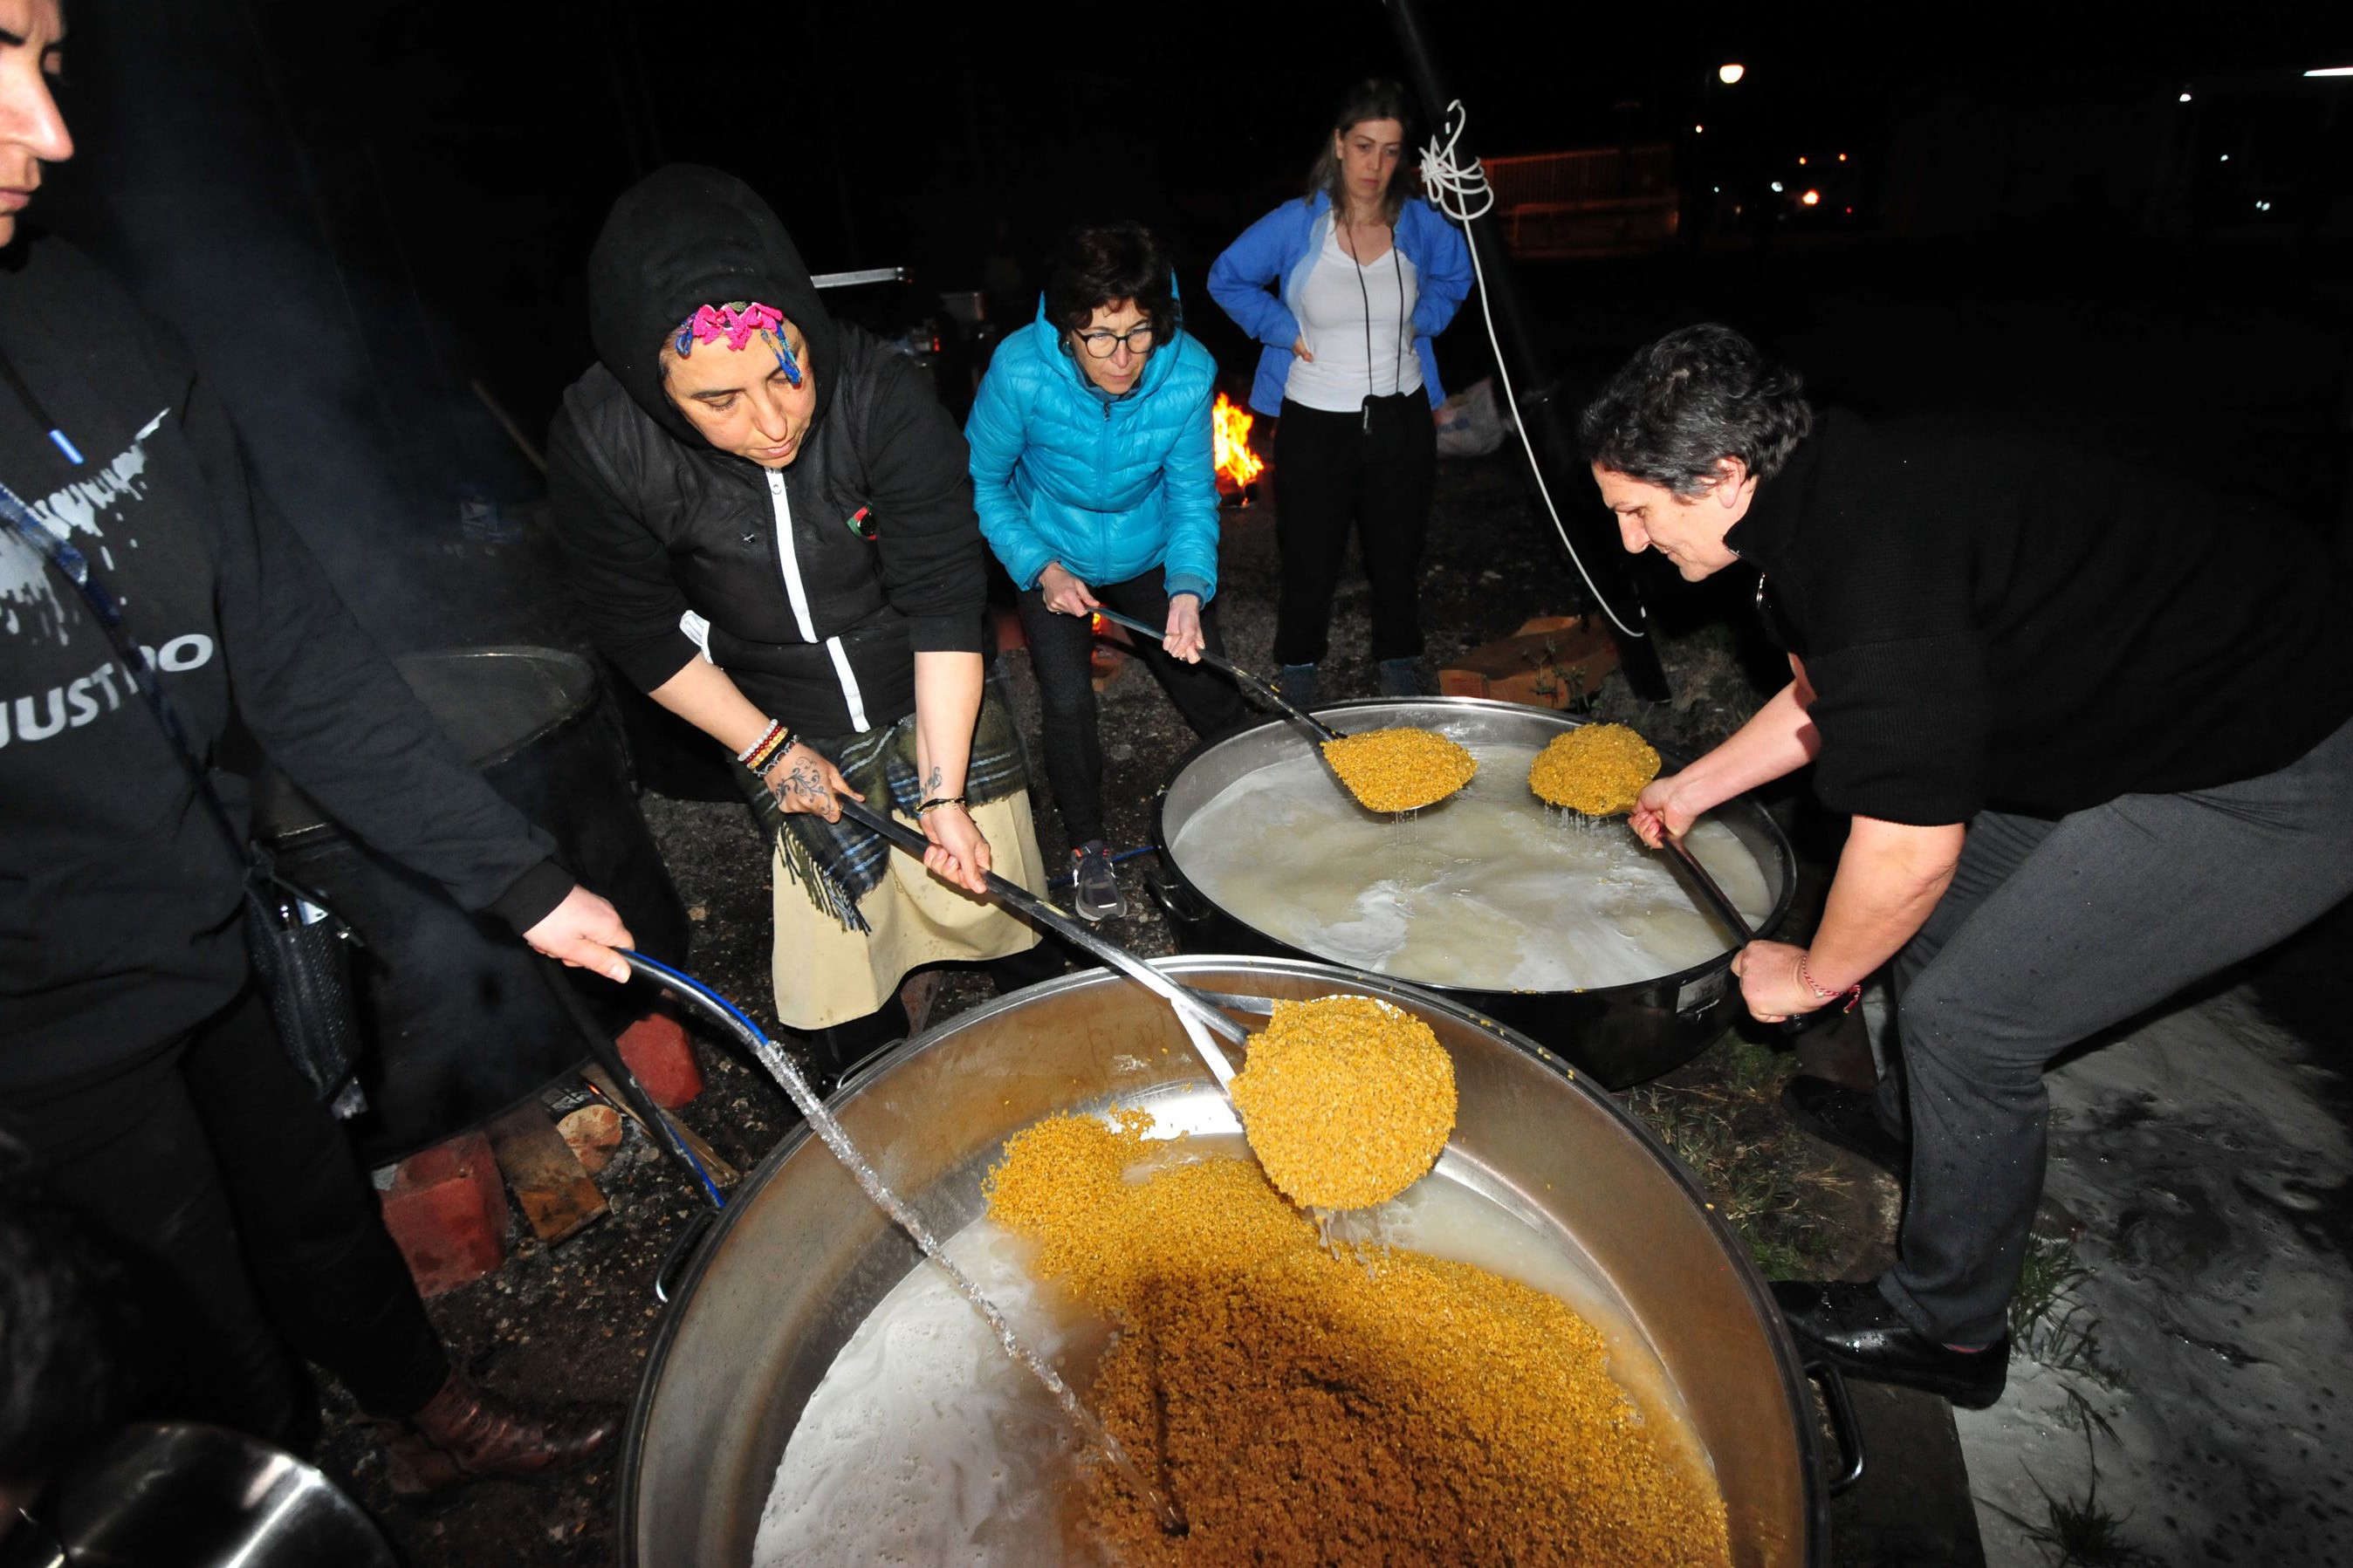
[765,470,870,730]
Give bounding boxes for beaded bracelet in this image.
[737,721,793,775]
[915,795,969,816]
[1799,953,1863,1013]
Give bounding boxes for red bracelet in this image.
[1798,953,1863,1013]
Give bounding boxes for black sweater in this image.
[1725,409,2353,825]
[547,166,986,736]
[0,236,573,1088]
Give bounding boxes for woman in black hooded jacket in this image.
[550,166,1053,1075]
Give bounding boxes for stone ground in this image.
[311,433,2353,1567]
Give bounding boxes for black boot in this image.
[1781,1076,1910,1178]
[1773,1280,2007,1410]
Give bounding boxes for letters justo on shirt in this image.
[0,637,209,748]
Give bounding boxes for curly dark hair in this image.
[1046,221,1177,346]
[1578,324,1814,493]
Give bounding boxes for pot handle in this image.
[1142,872,1213,929]
[1805,1357,1868,1494]
[654,1209,716,1305]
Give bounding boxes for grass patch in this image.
[2009,1229,2123,1388]
[1622,1032,1854,1279]
[1984,1428,2158,1566]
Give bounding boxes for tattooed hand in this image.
[764,743,860,822]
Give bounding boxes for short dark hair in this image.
[1046,222,1176,346]
[1578,324,1814,494]
[0,1165,127,1482]
[1308,79,1417,223]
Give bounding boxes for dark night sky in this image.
[51,0,2339,420]
[30,0,2353,610]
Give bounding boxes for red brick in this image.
[380,1131,508,1298]
[618,1013,703,1108]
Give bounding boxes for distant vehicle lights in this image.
[1718,63,1746,85]
[1801,189,1821,206]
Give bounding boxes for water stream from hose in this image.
[620,949,1187,1536]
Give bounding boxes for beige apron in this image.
[767,791,1044,1030]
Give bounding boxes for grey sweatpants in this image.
[1870,715,2353,1346]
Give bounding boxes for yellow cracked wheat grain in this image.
[1527,722,1663,816]
[1227,995,1456,1210]
[1320,727,1478,812]
[982,1111,1734,1568]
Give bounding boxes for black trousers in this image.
[1018,564,1248,846]
[1270,393,1437,667]
[0,984,448,1449]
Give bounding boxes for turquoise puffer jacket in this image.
[965,290,1222,602]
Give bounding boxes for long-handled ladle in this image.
[1088,606,1475,814]
[834,797,1245,1085]
[833,796,1455,1206]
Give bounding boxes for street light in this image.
[2304,66,2353,78]
[1718,63,1745,85]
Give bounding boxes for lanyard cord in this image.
[0,344,86,466]
[1345,219,1408,414]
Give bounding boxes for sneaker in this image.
[1377,656,1424,697]
[1274,662,1321,712]
[1071,841,1126,921]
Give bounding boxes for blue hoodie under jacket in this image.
[965,291,1223,603]
[1207,189,1474,419]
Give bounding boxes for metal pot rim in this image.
[1149,696,1800,1000]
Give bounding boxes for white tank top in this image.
[1283,225,1422,413]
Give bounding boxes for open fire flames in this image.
[1212,391,1265,503]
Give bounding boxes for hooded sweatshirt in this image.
[548,166,986,738]
[963,286,1222,599]
[0,235,573,1088]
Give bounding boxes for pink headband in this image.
[674,301,800,386]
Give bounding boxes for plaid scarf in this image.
[736,681,1032,933]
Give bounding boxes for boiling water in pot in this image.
[1170,742,1772,993]
[752,1124,1721,1567]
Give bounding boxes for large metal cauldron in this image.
[250,647,687,1163]
[621,957,1828,1566]
[1152,698,1798,1087]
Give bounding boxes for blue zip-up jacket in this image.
[964,290,1222,602]
[1207,189,1474,418]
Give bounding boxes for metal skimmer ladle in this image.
[835,797,1245,1085]
[1529,725,1827,1035]
[1088,606,1474,813]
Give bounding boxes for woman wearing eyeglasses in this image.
[965,222,1245,921]
[1207,79,1472,707]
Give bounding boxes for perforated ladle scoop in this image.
[1089,606,1475,813]
[1530,724,1827,1034]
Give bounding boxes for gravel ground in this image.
[311,437,1870,1566]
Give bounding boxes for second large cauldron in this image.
[1152,698,1796,1087]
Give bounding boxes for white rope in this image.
[1418,100,1647,640]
